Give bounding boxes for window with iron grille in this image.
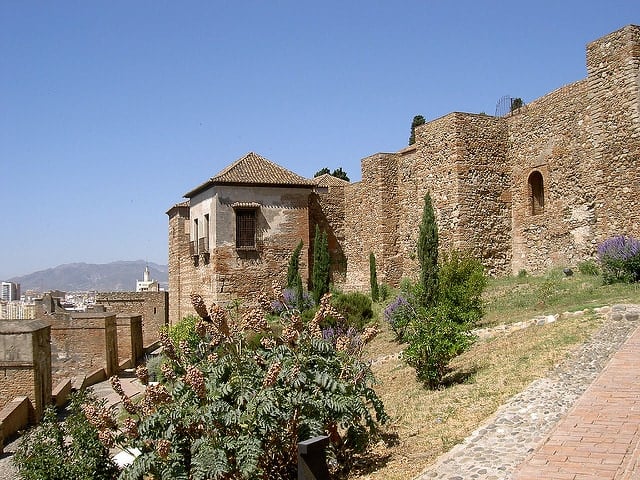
[236,209,257,249]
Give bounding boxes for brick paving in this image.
[513,315,640,480]
[417,304,640,480]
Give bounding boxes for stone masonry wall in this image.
[0,320,51,421]
[49,313,118,386]
[586,25,640,242]
[309,186,347,285]
[210,189,311,304]
[172,186,313,311]
[116,314,143,367]
[167,203,193,326]
[507,80,594,274]
[96,291,168,345]
[344,152,402,290]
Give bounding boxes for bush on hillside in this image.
[391,250,486,388]
[331,291,374,331]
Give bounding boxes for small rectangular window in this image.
[236,210,256,249]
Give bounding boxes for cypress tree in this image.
[312,226,330,304]
[286,240,304,307]
[369,252,379,302]
[409,115,426,145]
[286,240,304,289]
[417,192,438,307]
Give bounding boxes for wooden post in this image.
[297,435,330,480]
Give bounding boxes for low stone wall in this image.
[0,319,51,421]
[49,313,118,386]
[0,396,32,454]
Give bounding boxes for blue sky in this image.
[0,1,637,280]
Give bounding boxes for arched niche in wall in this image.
[528,170,545,215]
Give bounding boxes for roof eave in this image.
[184,180,315,198]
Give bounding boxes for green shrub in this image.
[13,390,118,480]
[517,269,528,278]
[577,259,600,276]
[378,283,391,302]
[400,250,486,388]
[97,291,386,479]
[403,306,476,389]
[437,250,486,326]
[331,291,374,330]
[165,314,200,356]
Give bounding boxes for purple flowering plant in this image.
[383,295,415,340]
[597,235,640,283]
[271,288,315,314]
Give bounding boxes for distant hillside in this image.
[8,261,168,292]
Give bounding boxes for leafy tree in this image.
[409,114,426,145]
[417,192,438,307]
[510,97,523,111]
[369,252,379,302]
[314,167,350,182]
[312,226,331,304]
[331,167,350,182]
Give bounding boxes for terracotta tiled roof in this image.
[185,152,314,197]
[165,200,190,215]
[313,173,350,187]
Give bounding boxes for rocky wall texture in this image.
[586,25,640,242]
[344,152,403,290]
[507,80,594,274]
[116,314,143,367]
[210,192,310,303]
[310,185,347,285]
[167,203,195,326]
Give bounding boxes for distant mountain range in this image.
[7,260,168,292]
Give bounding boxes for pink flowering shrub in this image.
[97,287,386,479]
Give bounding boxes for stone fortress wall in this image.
[165,25,639,322]
[332,24,640,288]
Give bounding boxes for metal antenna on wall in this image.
[495,95,514,117]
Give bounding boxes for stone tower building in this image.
[167,25,640,324]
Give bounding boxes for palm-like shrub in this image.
[94,287,385,479]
